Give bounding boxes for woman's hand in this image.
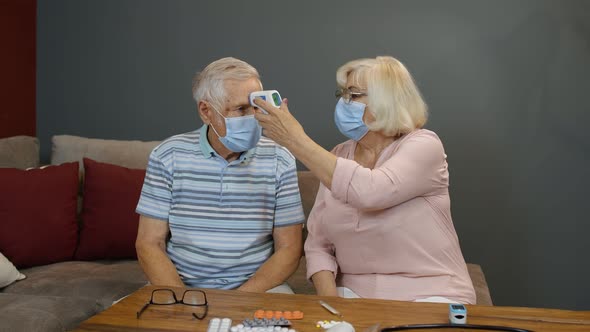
[253,97,306,150]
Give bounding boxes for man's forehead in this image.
[223,91,249,106]
[223,78,262,90]
[223,78,261,105]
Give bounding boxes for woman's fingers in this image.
[252,95,305,149]
[253,97,291,116]
[279,98,290,113]
[253,97,279,115]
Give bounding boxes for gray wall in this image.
[37,0,590,310]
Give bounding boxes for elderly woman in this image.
[254,56,475,304]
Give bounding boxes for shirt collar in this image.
[199,124,216,158]
[199,124,257,163]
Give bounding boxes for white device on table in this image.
[249,90,282,114]
[325,322,355,332]
[449,303,467,324]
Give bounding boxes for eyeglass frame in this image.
[136,288,209,319]
[335,87,368,104]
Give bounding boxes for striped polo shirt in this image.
[136,125,305,289]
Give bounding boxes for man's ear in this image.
[198,101,212,124]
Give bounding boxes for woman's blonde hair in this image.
[336,56,428,136]
[192,57,261,111]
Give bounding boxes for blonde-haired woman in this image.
[254,56,475,303]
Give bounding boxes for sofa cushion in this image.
[0,252,26,288]
[0,293,99,332]
[0,162,79,268]
[2,260,148,310]
[0,135,40,169]
[467,263,493,306]
[51,135,160,171]
[286,256,315,295]
[75,158,146,260]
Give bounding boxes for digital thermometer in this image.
[249,90,282,113]
[319,300,343,318]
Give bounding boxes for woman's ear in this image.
[362,106,376,125]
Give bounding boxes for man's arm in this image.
[237,223,303,292]
[135,215,184,287]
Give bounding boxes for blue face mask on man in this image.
[209,109,262,152]
[334,98,369,141]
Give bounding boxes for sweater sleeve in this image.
[304,183,338,280]
[330,131,448,211]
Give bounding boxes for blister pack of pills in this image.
[254,310,304,320]
[230,325,297,332]
[242,317,291,327]
[207,317,232,332]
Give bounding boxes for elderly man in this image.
[135,57,304,293]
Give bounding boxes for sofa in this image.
[0,135,492,332]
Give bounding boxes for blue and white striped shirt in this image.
[136,125,305,289]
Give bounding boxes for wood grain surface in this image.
[75,286,590,332]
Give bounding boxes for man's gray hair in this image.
[192,57,261,111]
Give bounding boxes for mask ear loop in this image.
[206,102,225,138]
[209,121,222,138]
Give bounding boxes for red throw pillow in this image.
[75,158,146,260]
[0,162,79,268]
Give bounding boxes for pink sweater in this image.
[304,129,476,304]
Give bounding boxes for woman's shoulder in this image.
[400,129,444,147]
[395,129,446,157]
[330,139,355,156]
[405,128,441,141]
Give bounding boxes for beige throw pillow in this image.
[0,252,26,288]
[50,135,161,171]
[0,136,40,169]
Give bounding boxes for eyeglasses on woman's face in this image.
[136,288,208,319]
[335,87,368,104]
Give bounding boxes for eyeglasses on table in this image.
[136,288,208,319]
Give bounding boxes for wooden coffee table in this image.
[75,285,590,332]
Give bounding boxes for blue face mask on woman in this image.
[209,109,262,152]
[334,98,369,141]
